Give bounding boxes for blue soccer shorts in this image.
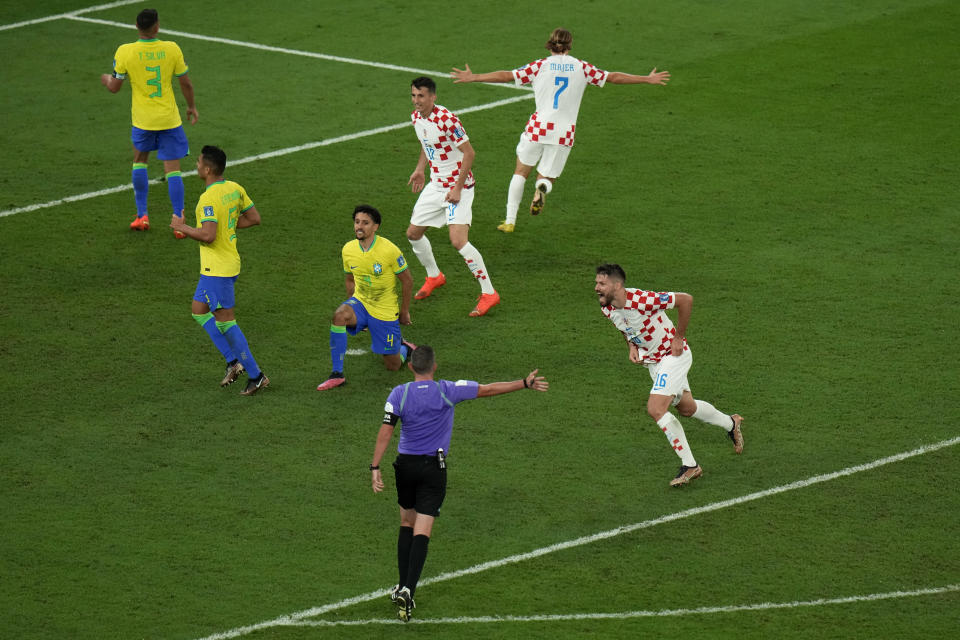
[131,125,190,161]
[344,297,402,355]
[193,275,238,311]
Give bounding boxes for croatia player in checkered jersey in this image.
[451,28,669,232]
[594,264,743,487]
[406,77,500,318]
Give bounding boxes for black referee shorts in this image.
[393,453,447,517]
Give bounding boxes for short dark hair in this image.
[200,145,227,175]
[136,9,158,31]
[546,28,573,54]
[596,263,626,282]
[411,76,436,94]
[353,204,381,225]
[410,344,435,374]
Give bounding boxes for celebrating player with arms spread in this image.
[451,28,669,232]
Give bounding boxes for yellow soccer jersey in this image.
[342,236,408,321]
[113,39,189,130]
[194,180,254,277]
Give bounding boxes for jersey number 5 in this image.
[146,65,162,98]
[553,76,569,109]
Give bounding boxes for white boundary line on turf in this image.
[193,435,960,640]
[65,14,531,92]
[0,93,533,219]
[0,0,140,32]
[285,584,960,627]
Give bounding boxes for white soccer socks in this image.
[657,413,697,467]
[504,174,526,224]
[458,242,495,294]
[535,177,553,194]
[692,400,734,431]
[409,236,441,278]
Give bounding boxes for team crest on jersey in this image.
[373,262,383,275]
[202,206,215,219]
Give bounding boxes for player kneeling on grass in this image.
[594,263,743,487]
[170,145,268,396]
[317,205,415,391]
[370,345,549,622]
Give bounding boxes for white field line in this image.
[65,13,530,94]
[194,435,960,640]
[286,584,960,627]
[0,93,533,219]
[0,0,140,32]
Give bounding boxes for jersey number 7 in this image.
[553,76,569,109]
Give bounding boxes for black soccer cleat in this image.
[240,373,269,396]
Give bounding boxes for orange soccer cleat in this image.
[469,291,500,317]
[129,215,150,231]
[414,273,446,300]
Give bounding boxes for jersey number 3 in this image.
[553,76,569,109]
[146,65,162,98]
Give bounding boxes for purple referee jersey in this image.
[384,379,480,454]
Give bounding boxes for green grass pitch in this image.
[1,1,958,638]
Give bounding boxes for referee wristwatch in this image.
[369,464,380,471]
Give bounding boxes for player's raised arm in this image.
[450,65,514,84]
[606,67,671,85]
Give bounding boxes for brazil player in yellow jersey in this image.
[317,206,415,391]
[100,8,198,236]
[170,146,269,396]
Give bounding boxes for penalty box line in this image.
[193,435,960,640]
[0,93,533,219]
[0,0,141,32]
[286,584,960,627]
[66,13,530,93]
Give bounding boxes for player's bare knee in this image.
[331,306,352,326]
[677,405,696,418]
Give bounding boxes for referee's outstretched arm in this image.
[477,369,549,396]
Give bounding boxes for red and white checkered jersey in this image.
[411,105,475,189]
[512,54,608,147]
[601,288,689,364]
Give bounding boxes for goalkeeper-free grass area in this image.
[1,1,957,638]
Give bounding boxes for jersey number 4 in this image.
[553,76,569,109]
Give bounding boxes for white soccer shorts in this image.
[647,349,693,406]
[410,181,475,227]
[516,135,571,179]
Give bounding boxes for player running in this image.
[451,28,669,232]
[406,77,500,318]
[594,263,743,486]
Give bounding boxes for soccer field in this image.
[1,1,958,638]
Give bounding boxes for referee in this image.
[370,345,548,621]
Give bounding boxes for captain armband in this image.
[383,412,401,426]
